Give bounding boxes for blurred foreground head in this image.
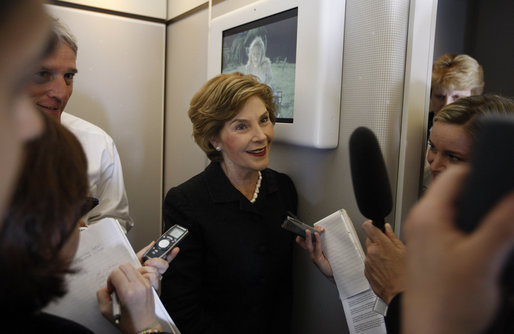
[0,0,52,219]
[0,112,88,316]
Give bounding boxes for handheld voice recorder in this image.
[143,224,188,261]
[281,213,320,242]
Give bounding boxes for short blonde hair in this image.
[431,54,484,95]
[434,94,514,141]
[188,72,277,161]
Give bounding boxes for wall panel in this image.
[167,0,205,20]
[47,5,165,250]
[56,0,167,19]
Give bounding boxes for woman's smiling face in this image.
[215,95,274,176]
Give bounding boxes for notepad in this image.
[342,289,387,334]
[315,209,386,334]
[315,209,369,299]
[44,217,180,334]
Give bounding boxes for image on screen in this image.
[221,8,298,123]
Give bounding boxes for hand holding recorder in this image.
[285,213,334,281]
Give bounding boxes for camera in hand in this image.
[143,224,188,261]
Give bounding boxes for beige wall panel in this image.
[166,0,258,21]
[395,0,437,233]
[210,0,258,18]
[167,0,206,20]
[57,0,167,19]
[164,9,209,192]
[47,5,165,251]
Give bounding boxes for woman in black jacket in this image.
[160,73,298,334]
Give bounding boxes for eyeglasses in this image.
[79,197,99,217]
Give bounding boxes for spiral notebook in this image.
[44,218,180,334]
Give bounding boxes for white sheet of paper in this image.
[342,289,387,334]
[44,218,180,334]
[315,209,370,299]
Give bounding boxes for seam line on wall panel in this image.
[165,0,225,26]
[51,1,166,24]
[161,23,168,234]
[166,3,209,25]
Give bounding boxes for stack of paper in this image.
[315,209,386,334]
[44,218,180,334]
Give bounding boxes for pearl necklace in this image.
[250,171,262,203]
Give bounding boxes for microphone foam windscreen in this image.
[455,114,514,297]
[456,115,514,232]
[349,127,393,221]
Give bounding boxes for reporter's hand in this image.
[136,242,180,290]
[363,221,406,304]
[403,166,514,334]
[296,226,334,282]
[97,263,164,334]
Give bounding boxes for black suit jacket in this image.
[385,293,401,334]
[4,312,93,333]
[160,162,298,334]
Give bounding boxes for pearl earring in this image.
[216,146,222,152]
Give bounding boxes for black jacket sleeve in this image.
[385,293,401,334]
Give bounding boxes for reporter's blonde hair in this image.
[434,94,514,140]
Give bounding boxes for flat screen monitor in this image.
[221,8,298,123]
[209,0,345,149]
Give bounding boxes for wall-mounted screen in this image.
[221,8,298,123]
[209,0,346,149]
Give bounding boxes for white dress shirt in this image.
[62,112,134,233]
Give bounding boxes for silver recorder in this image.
[143,224,188,261]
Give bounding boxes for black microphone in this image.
[349,127,393,232]
[456,115,514,233]
[455,115,514,287]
